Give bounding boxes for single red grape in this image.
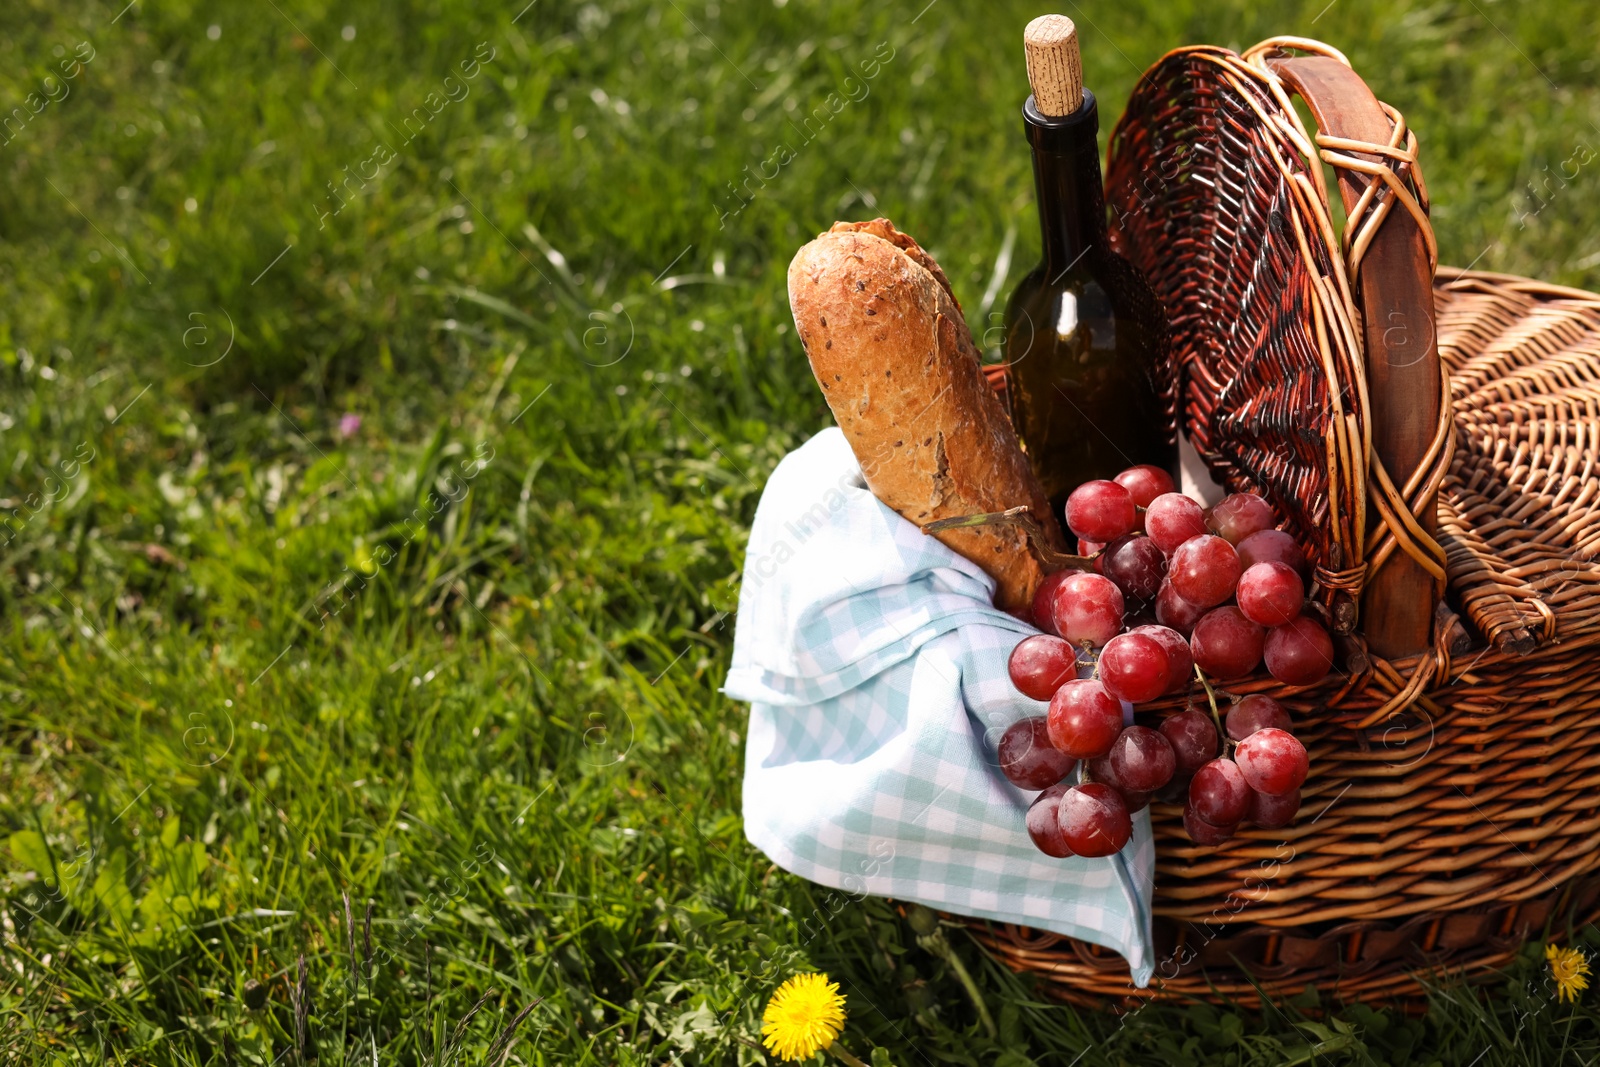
[1155,580,1207,637]
[1026,784,1075,857]
[1248,787,1301,829]
[1007,635,1079,701]
[1183,806,1237,845]
[1264,616,1335,687]
[1050,572,1125,648]
[1234,728,1308,796]
[1144,492,1208,555]
[1160,708,1219,774]
[1236,562,1305,627]
[1189,606,1266,679]
[1046,679,1125,759]
[1237,528,1308,579]
[1114,465,1176,509]
[1208,492,1276,545]
[1101,534,1166,602]
[1224,694,1290,742]
[1065,480,1138,542]
[1168,535,1242,608]
[1057,783,1132,857]
[1030,570,1073,637]
[1108,725,1177,792]
[1099,632,1171,704]
[1189,758,1252,826]
[997,717,1077,790]
[1130,624,1193,694]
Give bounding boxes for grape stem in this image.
[1193,664,1227,746]
[921,506,1096,573]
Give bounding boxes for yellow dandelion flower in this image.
[1547,943,1591,1003]
[761,973,847,1062]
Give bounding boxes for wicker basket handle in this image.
[1256,45,1451,660]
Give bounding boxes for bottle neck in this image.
[1024,92,1106,274]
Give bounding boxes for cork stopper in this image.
[1024,14,1084,118]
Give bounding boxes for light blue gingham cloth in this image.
[725,428,1156,985]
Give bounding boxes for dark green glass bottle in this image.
[1002,89,1175,514]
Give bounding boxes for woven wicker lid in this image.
[1102,42,1455,670]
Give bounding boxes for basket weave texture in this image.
[970,38,1600,1004]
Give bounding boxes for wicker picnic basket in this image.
[965,37,1600,1006]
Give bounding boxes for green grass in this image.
[3,0,1600,1063]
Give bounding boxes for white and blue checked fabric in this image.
[725,428,1156,985]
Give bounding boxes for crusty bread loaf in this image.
[788,219,1065,612]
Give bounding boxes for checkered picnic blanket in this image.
[724,428,1156,985]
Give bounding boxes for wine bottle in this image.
[1002,14,1175,512]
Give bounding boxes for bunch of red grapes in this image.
[998,465,1327,858]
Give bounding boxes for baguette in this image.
[788,219,1065,612]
